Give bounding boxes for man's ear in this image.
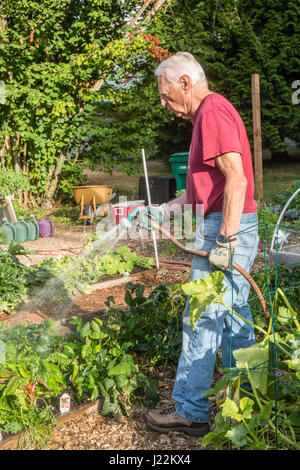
[179,74,192,94]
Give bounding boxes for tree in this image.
[0,0,168,206]
[147,0,300,161]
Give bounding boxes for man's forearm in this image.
[220,179,247,238]
[162,191,188,217]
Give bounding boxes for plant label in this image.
[60,393,70,414]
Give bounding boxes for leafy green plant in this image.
[65,316,159,420]
[105,282,185,367]
[250,263,300,330]
[0,320,67,447]
[257,205,279,237]
[272,182,300,211]
[0,242,36,312]
[35,246,155,294]
[182,271,300,450]
[0,169,30,198]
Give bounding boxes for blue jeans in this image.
[172,212,259,423]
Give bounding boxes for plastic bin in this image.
[138,175,176,205]
[169,152,189,191]
[111,200,145,225]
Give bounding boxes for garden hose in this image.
[152,221,270,323]
[125,209,270,322]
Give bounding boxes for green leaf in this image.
[239,397,253,419]
[202,430,226,448]
[260,402,273,421]
[226,424,248,447]
[90,320,102,340]
[181,271,227,329]
[233,342,269,394]
[221,397,243,422]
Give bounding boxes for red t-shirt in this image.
[186,93,257,216]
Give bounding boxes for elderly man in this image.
[143,52,259,436]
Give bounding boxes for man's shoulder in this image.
[201,92,236,113]
[195,93,242,125]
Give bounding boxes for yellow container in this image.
[71,185,113,205]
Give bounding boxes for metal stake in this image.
[141,148,160,269]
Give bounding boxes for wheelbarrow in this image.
[71,185,116,225]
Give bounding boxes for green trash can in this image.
[169,152,189,191]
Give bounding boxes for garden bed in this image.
[0,227,299,451]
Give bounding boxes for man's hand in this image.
[208,235,237,271]
[145,205,166,225]
[129,205,166,229]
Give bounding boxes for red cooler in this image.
[111,200,145,225]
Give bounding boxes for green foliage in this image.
[181,271,227,329]
[104,282,185,367]
[250,263,300,329]
[35,245,155,294]
[182,270,300,449]
[272,182,300,211]
[148,0,300,161]
[55,160,87,204]
[257,204,279,237]
[0,0,162,202]
[0,169,30,198]
[0,320,65,446]
[0,242,35,312]
[67,316,159,419]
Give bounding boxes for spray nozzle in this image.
[125,207,154,231]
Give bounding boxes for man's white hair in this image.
[155,52,208,88]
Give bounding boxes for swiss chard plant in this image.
[66,315,159,421]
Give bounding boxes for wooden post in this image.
[0,195,17,223]
[251,74,263,205]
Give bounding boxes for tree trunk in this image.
[46,152,66,200]
[12,134,23,204]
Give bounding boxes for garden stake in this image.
[141,148,160,269]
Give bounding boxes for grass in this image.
[262,160,300,204]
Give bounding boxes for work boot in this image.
[144,406,210,437]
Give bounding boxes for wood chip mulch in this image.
[43,371,220,451]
